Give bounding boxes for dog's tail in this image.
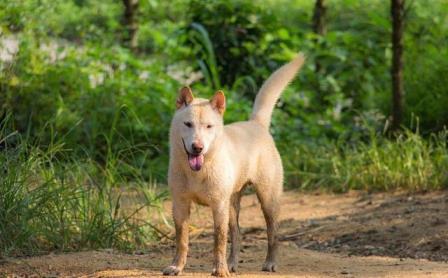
[250,53,305,128]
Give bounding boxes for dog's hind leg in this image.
[255,176,282,272]
[227,192,242,272]
[163,196,191,276]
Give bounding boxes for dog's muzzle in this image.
[182,138,204,171]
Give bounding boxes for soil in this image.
[1,190,448,277]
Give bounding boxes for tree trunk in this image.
[122,0,139,52]
[312,0,327,102]
[312,0,327,39]
[391,0,405,131]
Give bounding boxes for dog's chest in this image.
[184,168,234,204]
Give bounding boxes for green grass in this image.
[284,129,448,192]
[0,115,168,256]
[1,113,447,258]
[1,0,448,259]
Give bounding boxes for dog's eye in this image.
[206,124,213,129]
[184,122,193,128]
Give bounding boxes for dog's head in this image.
[171,86,225,171]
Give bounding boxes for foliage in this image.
[0,33,178,180]
[184,0,285,92]
[0,115,167,256]
[0,0,446,179]
[0,0,448,255]
[283,128,448,192]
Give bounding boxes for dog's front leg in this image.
[163,197,191,276]
[227,192,242,272]
[211,201,230,277]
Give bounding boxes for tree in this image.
[312,0,327,46]
[391,0,405,131]
[312,0,327,102]
[122,0,139,52]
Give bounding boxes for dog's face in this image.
[171,87,225,171]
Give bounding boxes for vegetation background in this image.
[0,0,447,256]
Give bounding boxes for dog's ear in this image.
[210,90,226,115]
[176,87,194,109]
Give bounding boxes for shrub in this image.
[0,115,167,256]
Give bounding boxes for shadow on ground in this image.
[278,191,448,262]
[2,191,448,277]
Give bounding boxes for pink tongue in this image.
[188,154,204,171]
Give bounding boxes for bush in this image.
[0,34,180,180]
[283,128,448,192]
[0,0,447,194]
[184,0,293,93]
[0,115,167,256]
[0,0,448,257]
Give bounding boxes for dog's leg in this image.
[163,197,191,276]
[211,201,230,277]
[227,192,242,272]
[256,184,281,272]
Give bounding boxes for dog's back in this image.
[221,53,305,192]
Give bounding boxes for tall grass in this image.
[2,108,447,257]
[188,22,221,89]
[284,129,448,192]
[0,115,167,256]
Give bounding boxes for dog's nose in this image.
[191,142,203,154]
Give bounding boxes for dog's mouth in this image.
[188,153,204,171]
[182,139,204,171]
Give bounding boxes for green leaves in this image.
[1,0,447,199]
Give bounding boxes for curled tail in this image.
[250,53,305,128]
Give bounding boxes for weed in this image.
[0,115,167,256]
[284,128,448,192]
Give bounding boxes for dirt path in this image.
[2,191,448,277]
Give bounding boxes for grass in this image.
[1,112,447,257]
[284,129,448,192]
[0,115,168,256]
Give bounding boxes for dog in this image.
[163,53,305,277]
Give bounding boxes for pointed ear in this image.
[210,90,226,115]
[176,87,194,109]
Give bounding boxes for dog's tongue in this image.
[188,154,204,171]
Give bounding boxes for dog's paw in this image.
[227,258,238,272]
[228,262,238,272]
[162,265,181,276]
[212,267,231,277]
[261,261,277,272]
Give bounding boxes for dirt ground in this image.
[1,190,448,277]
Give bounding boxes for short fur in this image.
[163,54,305,277]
